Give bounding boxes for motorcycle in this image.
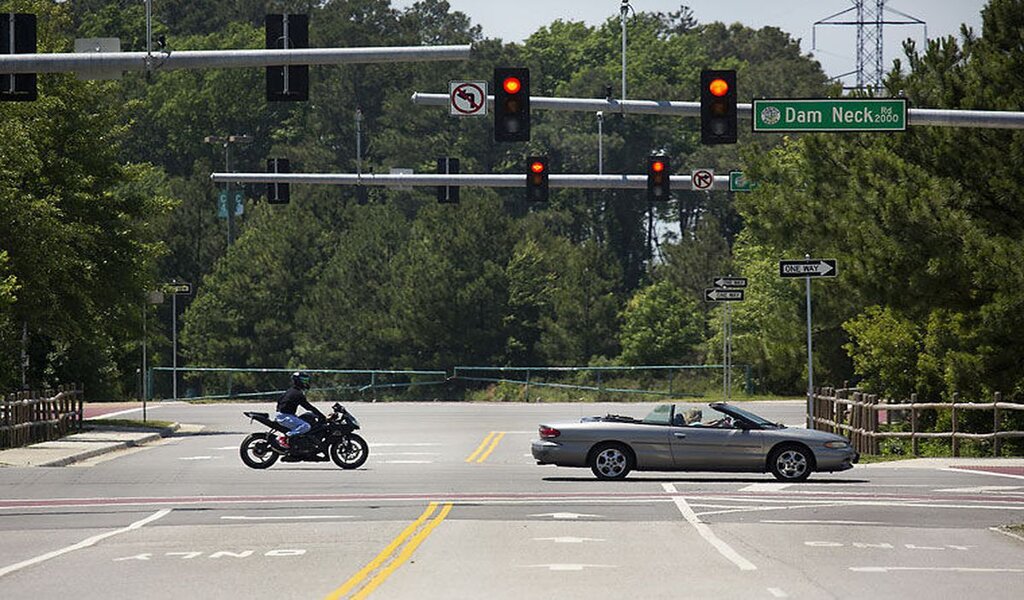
[240,402,369,470]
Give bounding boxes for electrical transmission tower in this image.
[814,1,926,92]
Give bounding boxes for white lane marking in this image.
[528,512,604,520]
[697,504,845,518]
[533,537,606,543]
[179,456,217,461]
[212,446,237,451]
[767,588,789,598]
[221,515,354,521]
[373,443,441,447]
[0,509,171,578]
[851,566,1024,573]
[739,483,792,493]
[761,520,893,526]
[935,486,1024,493]
[940,467,1024,481]
[383,460,434,464]
[521,564,616,571]
[663,483,757,571]
[371,452,440,456]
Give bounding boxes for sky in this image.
[390,0,987,89]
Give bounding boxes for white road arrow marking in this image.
[527,512,604,520]
[179,456,216,461]
[533,537,606,544]
[740,483,792,493]
[522,564,617,571]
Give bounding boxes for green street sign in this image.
[729,170,756,192]
[218,190,245,218]
[752,98,907,132]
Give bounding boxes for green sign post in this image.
[753,98,907,132]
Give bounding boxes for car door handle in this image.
[673,432,687,438]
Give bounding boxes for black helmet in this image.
[291,371,311,390]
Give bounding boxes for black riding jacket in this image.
[276,386,323,418]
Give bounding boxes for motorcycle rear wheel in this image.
[330,433,368,470]
[240,433,280,469]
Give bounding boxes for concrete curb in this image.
[0,423,180,468]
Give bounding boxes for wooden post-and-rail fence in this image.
[0,386,84,450]
[811,387,1024,457]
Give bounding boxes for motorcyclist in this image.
[274,371,325,448]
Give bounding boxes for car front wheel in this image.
[589,443,633,480]
[769,444,812,482]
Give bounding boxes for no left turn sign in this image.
[691,168,715,191]
[449,81,487,116]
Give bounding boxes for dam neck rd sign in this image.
[753,98,907,132]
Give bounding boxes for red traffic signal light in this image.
[494,67,531,142]
[700,69,737,144]
[526,156,549,202]
[503,76,522,94]
[647,156,670,201]
[708,78,729,97]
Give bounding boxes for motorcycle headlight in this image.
[824,440,850,449]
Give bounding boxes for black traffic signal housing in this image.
[437,157,460,204]
[494,67,530,142]
[266,158,290,204]
[700,69,737,144]
[526,156,548,202]
[1,13,37,102]
[266,14,309,101]
[647,156,670,201]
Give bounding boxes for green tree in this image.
[619,281,703,365]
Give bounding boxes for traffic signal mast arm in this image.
[411,92,1024,130]
[0,45,472,74]
[212,172,732,190]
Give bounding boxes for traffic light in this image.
[526,156,548,202]
[266,158,290,204]
[494,67,530,142]
[1,13,37,102]
[700,69,737,144]
[647,156,670,201]
[437,157,460,204]
[266,14,309,101]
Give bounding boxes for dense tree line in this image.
[1,0,1021,405]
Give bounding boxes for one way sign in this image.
[779,259,838,278]
[704,288,745,302]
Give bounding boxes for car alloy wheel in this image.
[770,446,810,482]
[590,443,632,480]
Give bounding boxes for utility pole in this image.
[205,134,253,246]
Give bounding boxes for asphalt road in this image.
[1,401,1022,600]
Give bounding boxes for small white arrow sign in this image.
[714,277,748,288]
[527,512,603,520]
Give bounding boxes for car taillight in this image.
[539,426,560,439]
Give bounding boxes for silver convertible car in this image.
[531,402,858,481]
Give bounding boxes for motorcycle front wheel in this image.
[330,433,368,470]
[240,433,280,469]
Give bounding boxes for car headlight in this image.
[824,440,850,449]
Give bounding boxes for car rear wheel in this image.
[769,444,812,482]
[589,443,633,480]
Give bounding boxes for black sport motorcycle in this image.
[240,402,369,470]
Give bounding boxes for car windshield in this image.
[642,404,673,425]
[715,404,782,428]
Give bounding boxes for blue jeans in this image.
[275,413,311,437]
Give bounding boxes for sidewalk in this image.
[0,424,180,467]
